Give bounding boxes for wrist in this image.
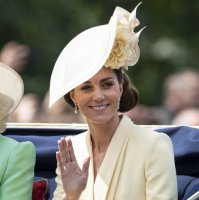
[63,195,79,200]
[67,197,79,200]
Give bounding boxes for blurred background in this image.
[1,0,199,125]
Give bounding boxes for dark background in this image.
[1,0,198,106]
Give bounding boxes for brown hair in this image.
[114,69,139,112]
[64,69,139,112]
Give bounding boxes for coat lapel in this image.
[80,132,95,200]
[93,116,132,200]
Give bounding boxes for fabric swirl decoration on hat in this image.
[105,2,145,70]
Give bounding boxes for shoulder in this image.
[0,135,36,160]
[4,141,36,167]
[15,141,36,155]
[6,142,36,173]
[122,116,172,149]
[0,137,35,180]
[132,122,170,141]
[132,124,173,158]
[0,135,35,151]
[16,140,35,149]
[0,135,18,148]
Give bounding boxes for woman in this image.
[0,62,36,200]
[50,3,178,200]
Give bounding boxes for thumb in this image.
[82,157,90,176]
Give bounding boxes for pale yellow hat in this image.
[0,62,24,133]
[49,3,143,107]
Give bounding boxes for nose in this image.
[92,88,105,102]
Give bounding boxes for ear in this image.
[119,81,123,96]
[70,91,76,105]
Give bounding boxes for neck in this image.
[88,116,121,153]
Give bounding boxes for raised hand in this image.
[56,137,90,199]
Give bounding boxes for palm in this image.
[56,138,90,199]
[61,161,88,195]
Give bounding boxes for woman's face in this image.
[70,67,123,125]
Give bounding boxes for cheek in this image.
[110,89,122,103]
[70,91,82,104]
[75,94,88,106]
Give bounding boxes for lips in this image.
[89,104,108,111]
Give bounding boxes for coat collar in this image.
[84,115,133,200]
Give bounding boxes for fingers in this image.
[58,137,70,164]
[57,137,90,185]
[67,139,77,162]
[57,137,77,164]
[56,151,65,173]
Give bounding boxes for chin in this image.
[89,114,116,125]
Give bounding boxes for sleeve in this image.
[52,164,66,200]
[0,141,36,200]
[145,133,178,200]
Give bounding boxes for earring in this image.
[74,104,78,114]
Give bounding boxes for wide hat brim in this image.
[49,9,118,107]
[0,62,24,115]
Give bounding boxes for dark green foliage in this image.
[0,0,198,105]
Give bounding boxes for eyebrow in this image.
[83,77,114,84]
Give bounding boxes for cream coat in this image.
[53,115,178,200]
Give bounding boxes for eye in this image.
[80,85,92,91]
[102,81,114,89]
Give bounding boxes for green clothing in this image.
[0,135,36,200]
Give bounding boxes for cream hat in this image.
[49,3,144,107]
[0,62,24,133]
